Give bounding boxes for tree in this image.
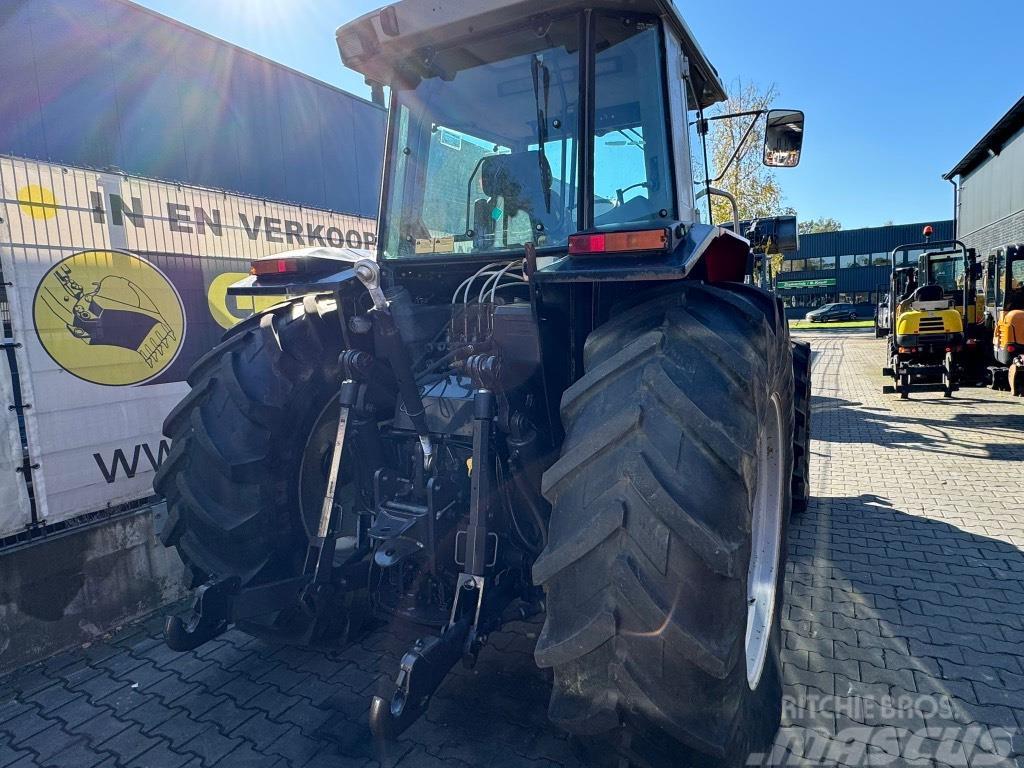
[799,217,843,235]
[695,79,787,225]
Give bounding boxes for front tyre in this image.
[534,283,794,767]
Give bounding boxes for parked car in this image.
[805,303,858,323]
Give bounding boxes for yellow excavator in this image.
[882,226,967,398]
[917,245,985,383]
[982,243,1024,395]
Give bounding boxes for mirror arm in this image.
[688,108,767,126]
[708,113,763,185]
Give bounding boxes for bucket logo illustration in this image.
[34,250,185,386]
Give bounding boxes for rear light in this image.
[898,346,918,354]
[568,228,669,256]
[252,258,305,276]
[1008,344,1019,354]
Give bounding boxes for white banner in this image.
[0,155,376,526]
[0,346,31,538]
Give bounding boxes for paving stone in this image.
[266,726,321,766]
[211,742,282,768]
[149,711,210,750]
[124,741,194,768]
[94,723,163,763]
[274,699,332,736]
[179,723,243,766]
[2,707,60,745]
[38,740,111,768]
[230,712,292,751]
[0,700,34,727]
[19,722,93,764]
[194,698,256,734]
[72,673,131,705]
[48,695,105,730]
[70,708,133,747]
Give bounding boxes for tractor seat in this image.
[479,151,560,236]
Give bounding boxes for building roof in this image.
[944,95,1024,180]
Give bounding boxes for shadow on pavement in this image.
[777,493,1024,766]
[809,394,1024,462]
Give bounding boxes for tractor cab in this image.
[335,0,803,283]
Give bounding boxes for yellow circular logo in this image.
[17,185,58,220]
[206,272,282,330]
[33,250,185,386]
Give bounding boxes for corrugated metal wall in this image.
[795,221,956,258]
[958,127,1024,256]
[0,0,386,219]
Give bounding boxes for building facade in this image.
[776,220,955,318]
[945,96,1024,257]
[0,0,386,219]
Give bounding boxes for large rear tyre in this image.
[154,294,367,645]
[534,283,794,767]
[791,341,812,515]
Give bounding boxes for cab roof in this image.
[336,0,727,109]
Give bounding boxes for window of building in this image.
[871,253,889,266]
[788,258,806,272]
[840,253,856,268]
[819,256,836,270]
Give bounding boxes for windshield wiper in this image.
[531,55,552,214]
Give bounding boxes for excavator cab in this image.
[984,244,1024,393]
[919,247,985,382]
[882,228,968,398]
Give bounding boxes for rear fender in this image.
[533,223,750,284]
[228,246,373,297]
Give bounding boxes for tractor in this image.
[153,1,811,765]
[982,244,1024,394]
[882,227,969,398]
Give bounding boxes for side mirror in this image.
[764,109,804,167]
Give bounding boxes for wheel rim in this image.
[745,393,785,689]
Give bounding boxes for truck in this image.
[153,2,812,765]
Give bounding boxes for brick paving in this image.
[2,330,1023,767]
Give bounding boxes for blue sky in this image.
[136,0,1023,230]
